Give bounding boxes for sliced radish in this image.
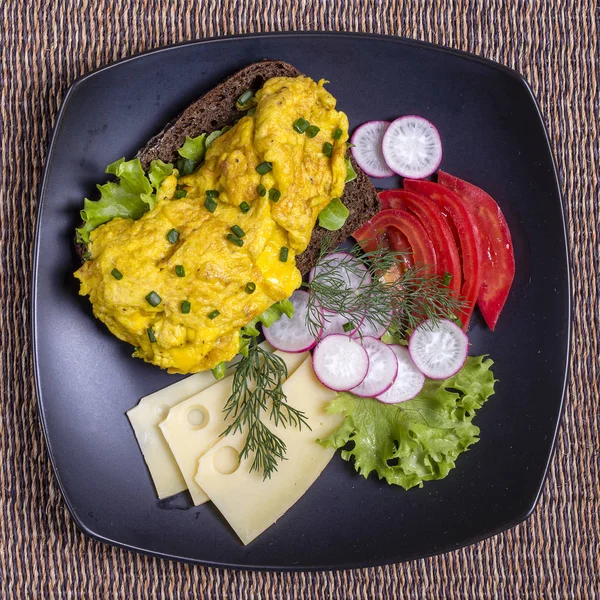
[350,121,395,178]
[312,334,369,392]
[350,337,398,398]
[376,345,425,404]
[408,319,468,379]
[382,116,442,179]
[354,309,392,339]
[263,290,322,353]
[309,251,372,291]
[320,310,361,337]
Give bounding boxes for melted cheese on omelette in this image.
[74,76,349,373]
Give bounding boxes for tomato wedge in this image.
[379,189,462,296]
[438,171,515,330]
[353,209,437,277]
[403,179,482,330]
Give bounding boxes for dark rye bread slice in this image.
[77,61,380,270]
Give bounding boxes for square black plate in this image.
[32,33,570,570]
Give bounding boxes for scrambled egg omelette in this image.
[75,76,349,373]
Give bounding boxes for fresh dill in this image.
[304,237,465,340]
[221,338,311,480]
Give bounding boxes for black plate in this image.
[32,33,570,570]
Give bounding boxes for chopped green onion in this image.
[256,161,273,175]
[245,282,256,294]
[231,225,245,238]
[204,196,218,213]
[181,300,191,314]
[236,90,254,110]
[211,362,227,380]
[176,158,196,176]
[175,265,185,277]
[293,118,310,133]
[442,272,453,286]
[239,201,251,213]
[322,142,333,157]
[208,309,220,320]
[111,268,123,280]
[247,107,256,116]
[268,188,281,202]
[206,189,219,198]
[279,246,289,262]
[174,188,187,199]
[306,125,320,138]
[147,328,157,343]
[145,291,162,307]
[257,183,266,197]
[333,128,343,140]
[227,233,244,247]
[166,228,179,244]
[343,321,355,333]
[83,251,92,261]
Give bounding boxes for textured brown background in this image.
[1,0,598,598]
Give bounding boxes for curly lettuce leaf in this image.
[238,300,295,356]
[344,158,357,183]
[318,197,349,231]
[320,356,496,490]
[76,158,172,244]
[177,133,207,162]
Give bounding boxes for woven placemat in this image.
[1,0,598,597]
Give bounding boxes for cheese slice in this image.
[194,357,343,544]
[126,370,217,499]
[160,350,308,506]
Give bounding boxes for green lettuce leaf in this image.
[177,133,207,162]
[318,197,349,231]
[76,158,171,244]
[344,158,357,183]
[320,355,496,490]
[240,299,295,340]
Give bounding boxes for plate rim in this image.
[31,31,571,571]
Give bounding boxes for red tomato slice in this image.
[353,209,437,278]
[438,171,515,330]
[379,189,462,295]
[403,179,482,330]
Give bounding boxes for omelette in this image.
[75,76,349,373]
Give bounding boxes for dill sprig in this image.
[304,238,465,340]
[221,339,311,479]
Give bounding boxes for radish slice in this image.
[350,121,395,178]
[408,319,468,379]
[354,309,392,339]
[351,337,398,398]
[376,345,425,404]
[312,334,369,391]
[263,290,322,353]
[320,310,361,338]
[382,116,442,179]
[309,251,372,291]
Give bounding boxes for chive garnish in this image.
[175,265,185,277]
[174,188,187,199]
[208,309,220,320]
[293,118,310,133]
[166,228,179,244]
[231,225,245,238]
[256,161,273,175]
[145,291,162,307]
[247,107,256,116]
[343,321,355,333]
[279,247,289,262]
[227,234,244,247]
[147,328,157,343]
[333,128,343,140]
[442,272,453,286]
[111,268,123,280]
[322,142,333,157]
[268,188,281,202]
[177,158,196,175]
[306,125,320,138]
[245,282,256,294]
[181,300,191,314]
[237,90,254,107]
[257,184,266,197]
[206,189,219,198]
[205,196,218,212]
[239,201,251,213]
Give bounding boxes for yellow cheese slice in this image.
[160,350,308,506]
[194,357,343,544]
[126,370,217,499]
